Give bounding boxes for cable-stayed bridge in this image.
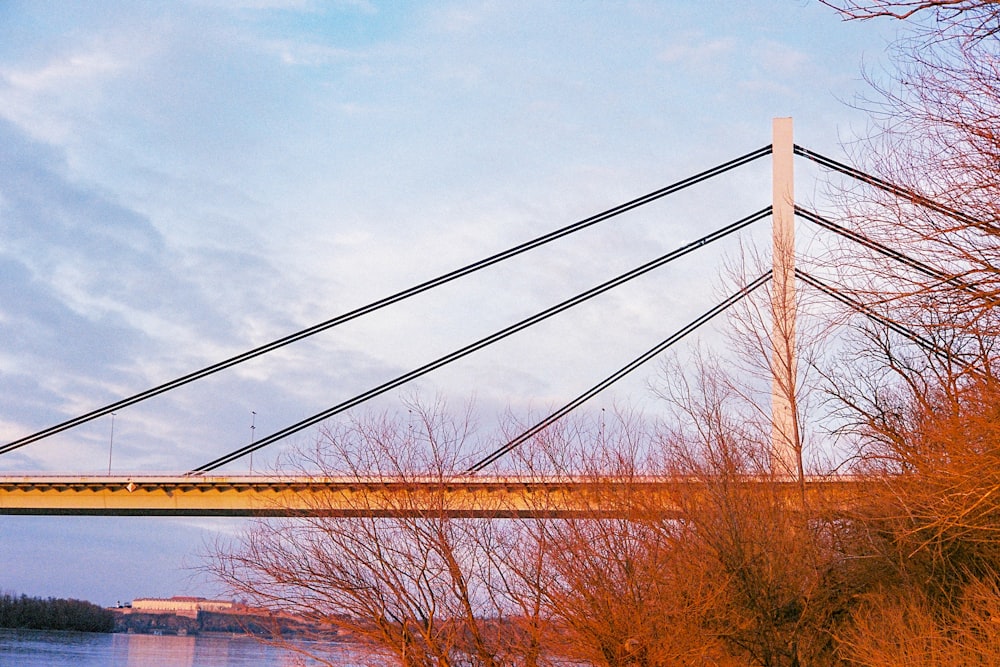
[0,474,865,517]
[0,119,976,517]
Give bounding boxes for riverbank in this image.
[112,607,344,640]
[0,593,113,633]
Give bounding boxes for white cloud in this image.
[3,51,121,93]
[752,39,811,77]
[263,39,362,66]
[738,79,796,96]
[334,0,377,14]
[0,44,142,146]
[431,6,491,33]
[186,0,317,9]
[658,35,736,69]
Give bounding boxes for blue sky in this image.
[0,1,899,604]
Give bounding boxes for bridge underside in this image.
[0,474,858,518]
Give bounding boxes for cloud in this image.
[263,39,363,66]
[429,5,495,34]
[0,120,157,359]
[188,0,375,12]
[0,120,242,465]
[0,119,181,321]
[0,47,131,144]
[751,39,811,77]
[658,35,736,69]
[0,117,413,472]
[2,51,121,94]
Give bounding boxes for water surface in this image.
[0,628,352,666]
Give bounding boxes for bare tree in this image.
[653,352,847,667]
[211,398,543,666]
[503,413,731,667]
[817,0,1000,335]
[818,0,1000,577]
[821,0,1000,32]
[833,370,1000,583]
[801,5,1000,662]
[838,572,1000,666]
[716,238,841,486]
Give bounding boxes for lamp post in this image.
[249,411,256,474]
[107,413,116,474]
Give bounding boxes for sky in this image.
[0,1,902,605]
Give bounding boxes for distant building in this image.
[130,596,234,618]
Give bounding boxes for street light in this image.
[107,413,116,474]
[249,411,256,474]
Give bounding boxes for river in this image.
[0,628,358,666]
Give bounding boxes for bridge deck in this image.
[0,474,859,517]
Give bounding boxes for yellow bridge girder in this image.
[0,474,861,518]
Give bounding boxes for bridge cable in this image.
[795,269,975,372]
[465,271,773,474]
[1,146,773,458]
[190,207,771,473]
[793,145,987,229]
[795,206,983,296]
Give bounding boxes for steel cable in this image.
[465,271,772,473]
[1,146,773,457]
[795,206,982,295]
[191,208,771,472]
[793,145,987,229]
[795,269,974,372]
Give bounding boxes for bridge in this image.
[0,473,864,518]
[0,119,973,517]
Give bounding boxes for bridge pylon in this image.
[771,117,801,481]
